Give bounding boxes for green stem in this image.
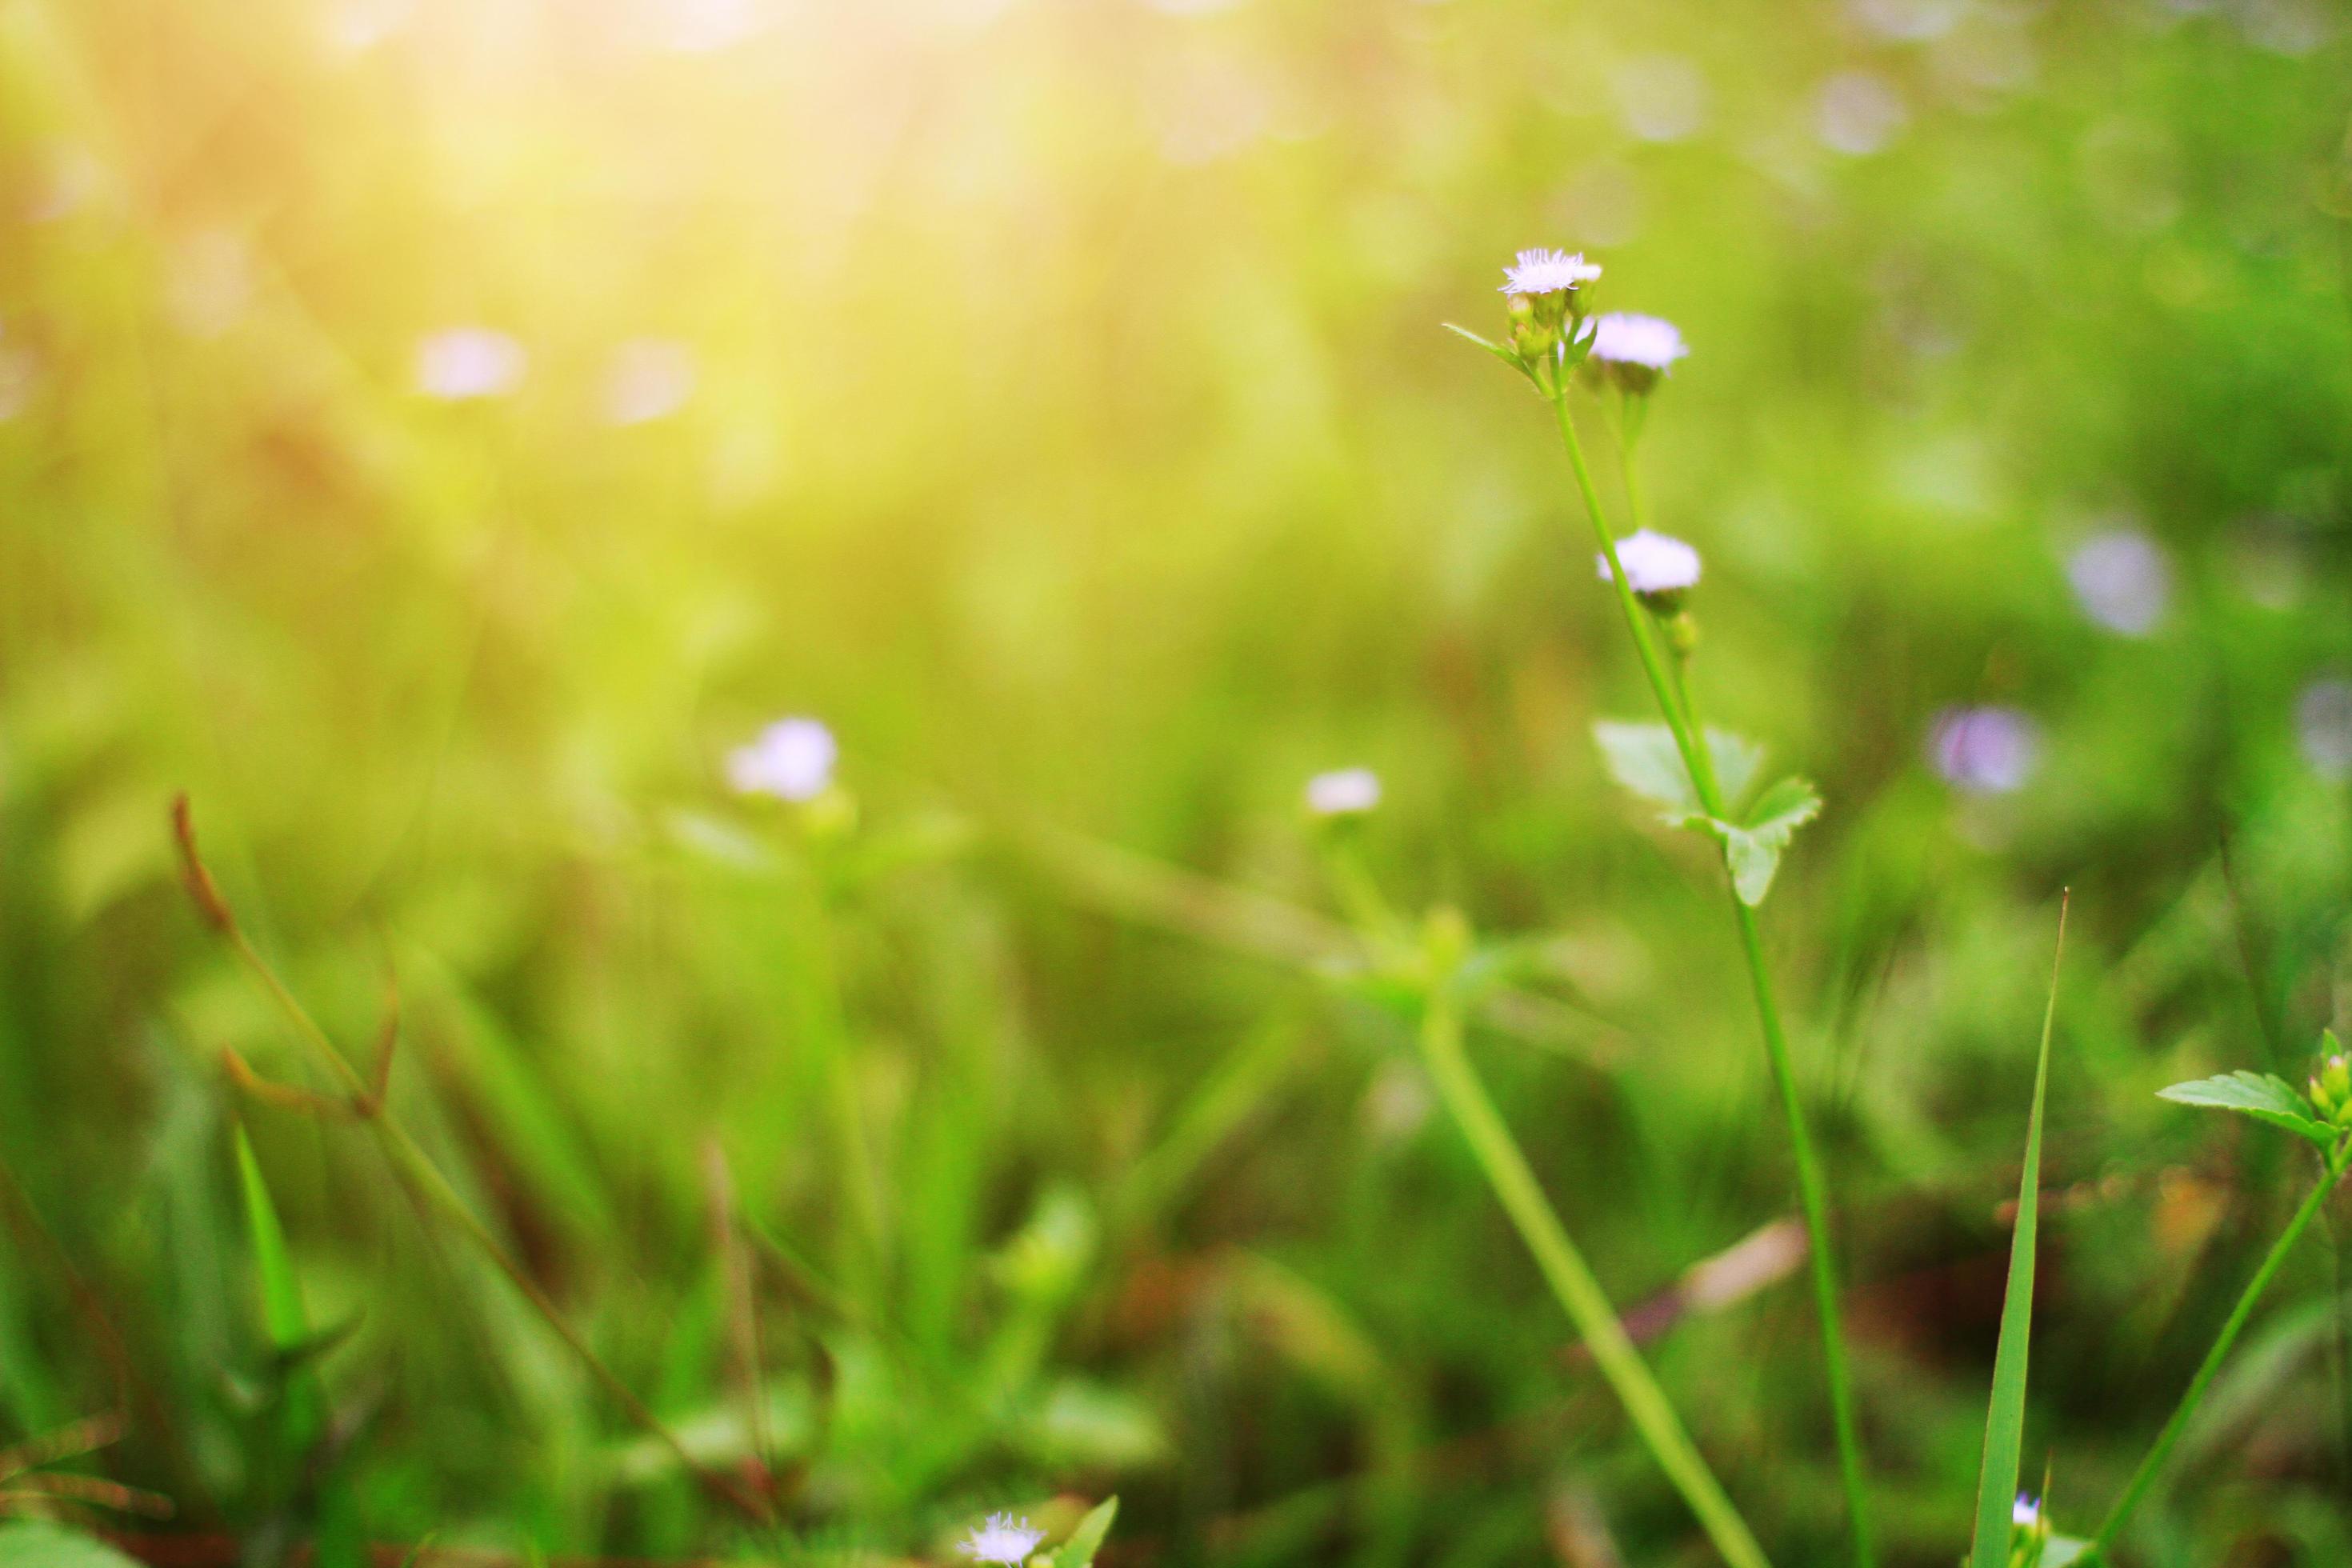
[1672,663,1874,1568]
[1559,390,1875,1565]
[1415,992,1773,1568]
[2090,1141,2350,1558]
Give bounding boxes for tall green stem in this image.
[1416,992,1772,1568]
[1556,392,1875,1567]
[2090,1141,2350,1559]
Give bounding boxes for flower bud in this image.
[2310,1045,2352,1126]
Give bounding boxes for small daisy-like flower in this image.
[1587,313,1689,371]
[960,1513,1046,1566]
[1499,248,1602,297]
[1305,767,1382,817]
[727,717,838,802]
[2012,1493,2042,1529]
[1596,529,1702,600]
[415,327,526,400]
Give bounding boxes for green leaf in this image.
[1717,777,1822,907]
[0,1522,144,1568]
[234,1122,322,1454]
[2041,1534,2092,1566]
[1051,1497,1119,1568]
[1968,900,2068,1568]
[1593,722,1766,818]
[2157,1072,2334,1146]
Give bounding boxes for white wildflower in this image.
[960,1513,1046,1566]
[1499,248,1602,297]
[1586,313,1690,372]
[1305,767,1382,818]
[415,327,526,400]
[1595,530,1701,597]
[2012,1493,2041,1528]
[726,717,837,802]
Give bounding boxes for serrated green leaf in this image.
[1968,902,2067,1568]
[1594,722,1766,818]
[1718,777,1822,906]
[1051,1497,1119,1568]
[2157,1072,2334,1146]
[0,1522,144,1568]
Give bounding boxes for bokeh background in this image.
[4,0,2352,1562]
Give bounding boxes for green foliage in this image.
[0,1523,142,1568]
[1969,906,2066,1568]
[2156,1072,2337,1146]
[1594,722,1818,903]
[1051,1497,1119,1568]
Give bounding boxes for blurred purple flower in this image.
[2066,528,2171,636]
[2297,680,2352,780]
[1929,706,2041,794]
[1586,313,1689,372]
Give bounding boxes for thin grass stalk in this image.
[1415,989,1772,1568]
[173,799,774,1526]
[2088,1138,2350,1560]
[1558,393,1875,1566]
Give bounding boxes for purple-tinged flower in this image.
[1587,313,1689,372]
[1928,706,2041,794]
[1597,530,1702,600]
[1306,768,1382,818]
[960,1514,1046,1566]
[1499,249,1602,297]
[727,718,837,802]
[2067,528,2170,636]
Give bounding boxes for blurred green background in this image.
[4,0,2352,1562]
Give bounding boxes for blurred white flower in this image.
[2013,1494,2041,1528]
[603,338,697,425]
[415,328,526,400]
[1613,55,1710,143]
[167,230,253,339]
[1305,767,1382,817]
[1816,74,1908,156]
[1500,249,1601,296]
[727,718,838,802]
[2066,528,2170,636]
[1596,530,1701,596]
[654,0,765,51]
[1928,706,2041,794]
[0,345,37,422]
[26,147,102,223]
[960,1513,1045,1566]
[321,0,412,54]
[1850,0,1965,42]
[2297,680,2352,780]
[1586,313,1689,372]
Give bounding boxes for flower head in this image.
[1305,767,1382,818]
[414,327,526,400]
[1499,248,1602,298]
[1927,706,2040,795]
[2012,1493,2042,1529]
[1587,313,1689,371]
[2310,1038,2352,1126]
[1596,530,1702,603]
[960,1513,1046,1566]
[726,717,837,802]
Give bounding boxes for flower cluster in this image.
[960,1513,1046,1566]
[2310,1042,2352,1128]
